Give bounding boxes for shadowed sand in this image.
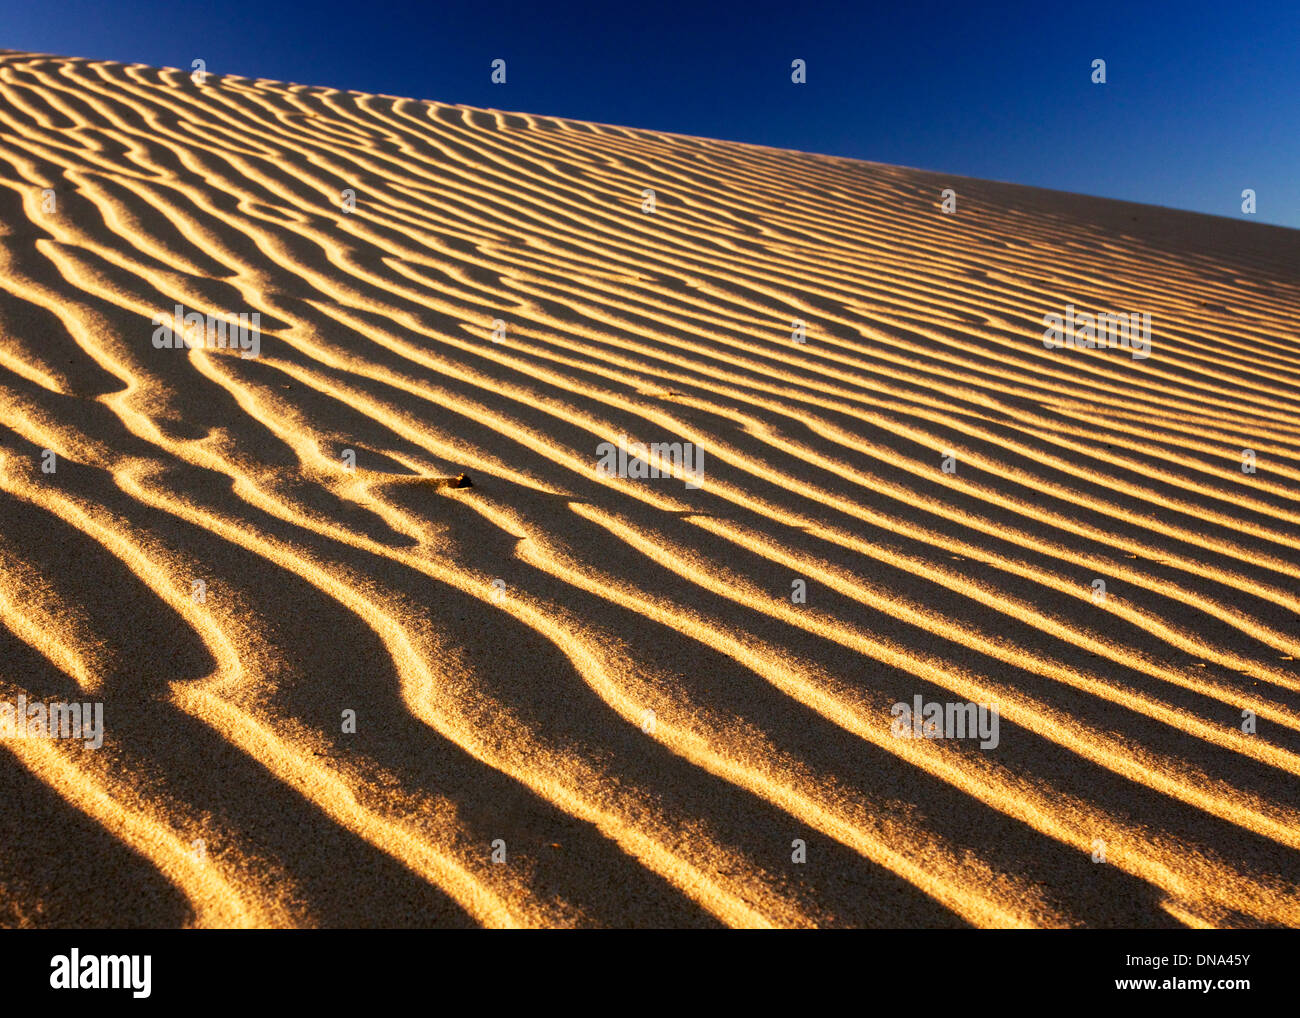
[0,50,1298,928]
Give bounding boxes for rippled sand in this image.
[0,51,1298,928]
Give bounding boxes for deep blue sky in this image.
[4,0,1297,227]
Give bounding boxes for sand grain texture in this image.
[0,51,1298,928]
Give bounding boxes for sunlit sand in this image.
[0,51,1297,928]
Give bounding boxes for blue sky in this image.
[4,0,1297,226]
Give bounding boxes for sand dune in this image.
[0,50,1298,928]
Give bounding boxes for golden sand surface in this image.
[0,51,1297,928]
